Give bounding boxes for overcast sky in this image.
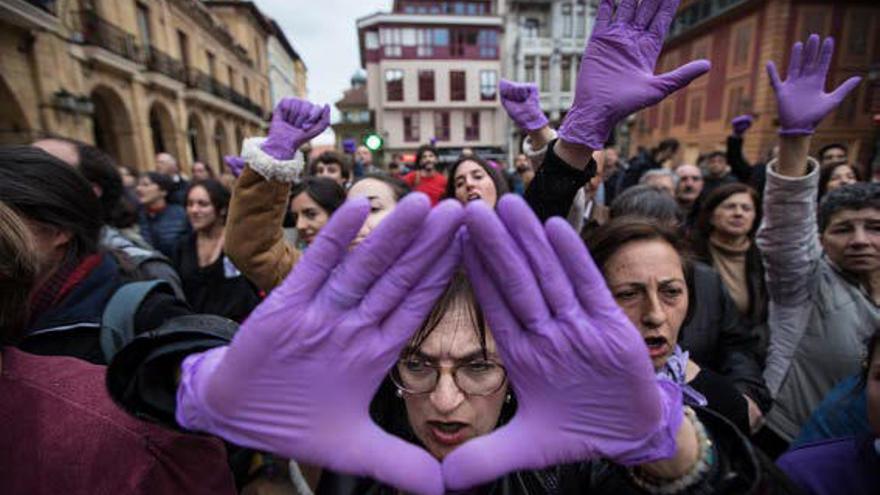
[252,0,392,144]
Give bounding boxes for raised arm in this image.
[727,114,754,183]
[225,98,329,293]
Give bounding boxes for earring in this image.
[505,393,512,403]
[395,388,404,398]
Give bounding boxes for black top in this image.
[173,232,261,323]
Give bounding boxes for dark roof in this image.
[335,85,367,108]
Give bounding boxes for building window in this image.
[451,29,477,57]
[465,111,480,141]
[561,56,572,92]
[381,28,402,57]
[385,69,404,101]
[135,3,151,47]
[177,30,190,67]
[524,56,536,83]
[539,57,550,92]
[417,29,434,57]
[404,111,420,142]
[419,70,435,101]
[243,77,250,98]
[480,70,497,101]
[450,70,466,101]
[732,23,752,68]
[562,2,573,38]
[227,66,236,89]
[523,18,539,38]
[726,86,744,122]
[365,31,379,50]
[206,51,216,78]
[575,0,586,38]
[846,11,869,57]
[799,10,828,40]
[688,96,703,131]
[478,30,497,58]
[434,111,450,141]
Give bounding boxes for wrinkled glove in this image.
[558,0,710,149]
[499,79,549,132]
[262,98,330,160]
[443,195,683,490]
[176,193,465,495]
[731,114,753,136]
[767,35,861,136]
[223,155,246,177]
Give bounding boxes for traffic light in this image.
[363,132,383,152]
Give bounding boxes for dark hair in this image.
[192,161,216,179]
[609,184,683,227]
[818,143,848,162]
[0,201,39,344]
[588,216,695,324]
[692,183,760,255]
[416,143,439,169]
[655,138,680,155]
[442,155,509,204]
[308,151,352,180]
[350,173,411,201]
[818,163,861,200]
[187,179,231,223]
[290,177,346,216]
[0,146,102,259]
[818,182,880,232]
[705,150,726,162]
[143,171,174,195]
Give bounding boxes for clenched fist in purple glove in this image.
[499,79,549,132]
[176,194,465,495]
[731,114,753,136]
[558,0,710,149]
[262,98,330,160]
[443,195,683,490]
[767,35,861,136]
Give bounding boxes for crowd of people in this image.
[1,1,878,494]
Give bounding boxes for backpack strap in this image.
[101,280,172,363]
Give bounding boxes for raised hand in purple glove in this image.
[731,114,753,136]
[223,155,246,177]
[499,79,549,132]
[175,194,465,495]
[443,195,683,490]
[262,97,330,160]
[767,35,861,136]
[558,0,710,149]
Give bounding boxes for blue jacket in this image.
[138,204,190,258]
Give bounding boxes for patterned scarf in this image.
[656,345,707,407]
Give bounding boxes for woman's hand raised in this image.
[175,194,464,495]
[443,195,683,490]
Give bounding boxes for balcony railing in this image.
[186,68,263,116]
[77,10,145,64]
[146,46,186,83]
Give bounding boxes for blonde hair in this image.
[0,201,39,343]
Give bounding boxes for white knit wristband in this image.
[240,137,303,183]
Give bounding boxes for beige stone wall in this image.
[0,0,271,174]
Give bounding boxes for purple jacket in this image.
[777,435,880,495]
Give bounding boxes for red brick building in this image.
[630,0,880,173]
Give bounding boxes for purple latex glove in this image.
[223,155,246,178]
[731,114,753,136]
[767,35,861,136]
[261,97,330,160]
[176,194,465,495]
[443,195,683,490]
[558,0,710,149]
[499,79,549,132]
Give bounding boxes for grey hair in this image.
[818,182,880,232]
[639,168,680,189]
[610,184,683,227]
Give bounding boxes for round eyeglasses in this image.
[390,357,507,396]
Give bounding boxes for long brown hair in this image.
[0,201,39,344]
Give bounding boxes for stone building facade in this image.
[268,18,307,105]
[0,0,275,174]
[630,0,880,171]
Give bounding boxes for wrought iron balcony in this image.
[186,68,263,117]
[146,46,186,83]
[77,10,145,64]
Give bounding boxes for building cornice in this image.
[357,12,503,29]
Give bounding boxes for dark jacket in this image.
[777,434,880,495]
[173,232,262,322]
[138,203,190,258]
[726,135,767,197]
[681,263,771,413]
[524,140,595,223]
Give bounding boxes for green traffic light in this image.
[364,133,383,151]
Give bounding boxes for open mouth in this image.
[643,335,669,358]
[427,421,469,446]
[467,193,482,201]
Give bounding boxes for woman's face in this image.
[453,161,497,207]
[868,342,880,436]
[185,185,219,232]
[191,162,211,182]
[711,192,755,238]
[401,297,507,460]
[315,162,345,186]
[827,165,857,193]
[347,178,397,247]
[290,191,329,246]
[604,239,688,370]
[136,176,165,205]
[118,166,136,188]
